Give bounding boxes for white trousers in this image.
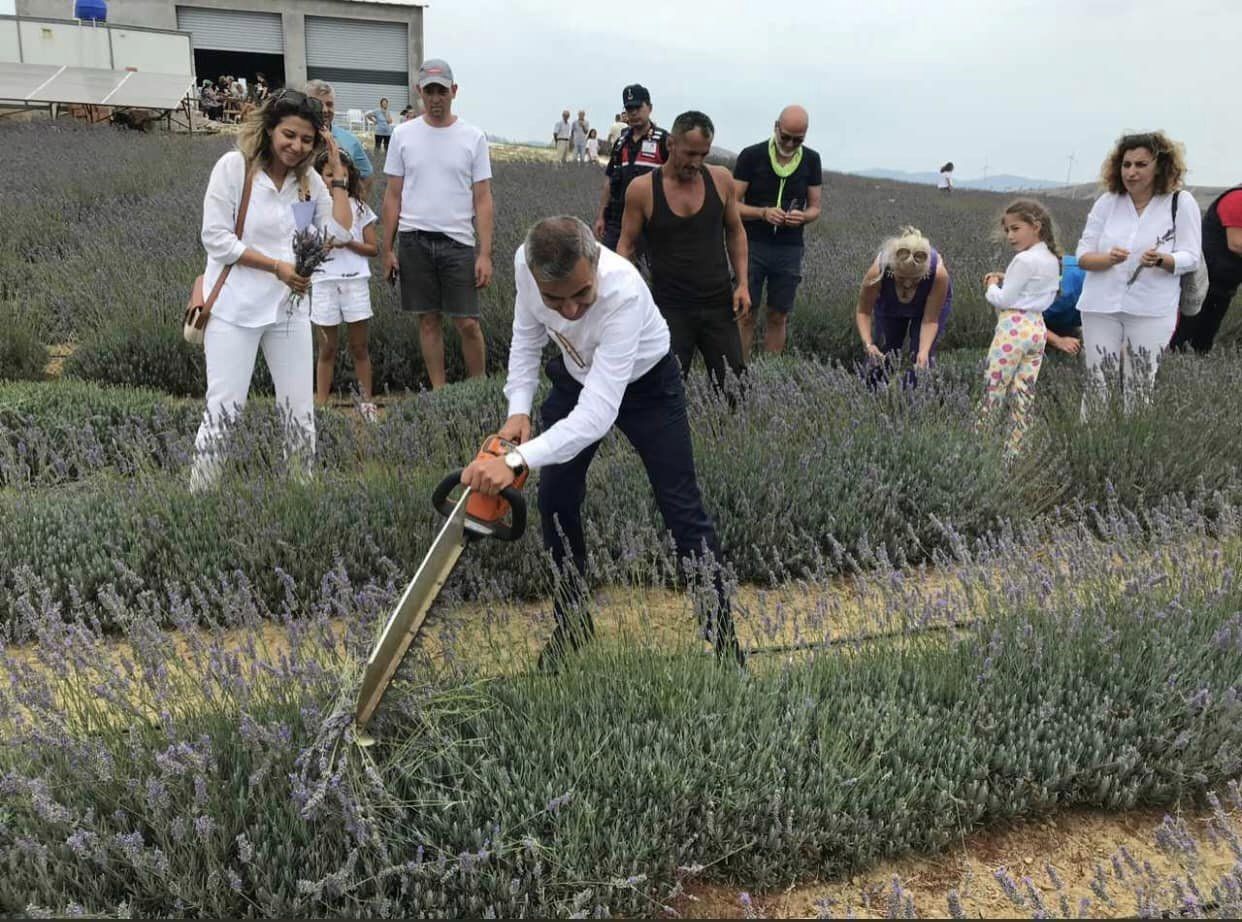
[190,313,315,491]
[1080,310,1177,412]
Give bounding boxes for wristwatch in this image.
[503,450,527,478]
[330,179,348,190]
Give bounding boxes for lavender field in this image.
[2,122,1241,918]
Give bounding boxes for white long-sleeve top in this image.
[985,241,1061,312]
[1075,190,1201,317]
[200,150,351,327]
[504,246,671,470]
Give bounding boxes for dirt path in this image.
[676,801,1240,918]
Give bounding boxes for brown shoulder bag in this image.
[184,169,256,346]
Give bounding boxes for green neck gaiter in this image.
[769,136,804,210]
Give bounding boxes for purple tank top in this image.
[876,249,948,319]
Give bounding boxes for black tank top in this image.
[646,166,733,307]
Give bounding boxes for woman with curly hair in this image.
[189,89,354,491]
[1075,131,1201,408]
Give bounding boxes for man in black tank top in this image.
[617,111,750,392]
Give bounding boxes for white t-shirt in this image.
[384,116,493,247]
[505,247,671,470]
[314,199,377,282]
[586,137,600,159]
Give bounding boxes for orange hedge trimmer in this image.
[355,437,528,742]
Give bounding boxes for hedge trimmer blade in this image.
[354,488,472,744]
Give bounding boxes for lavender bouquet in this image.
[290,224,332,308]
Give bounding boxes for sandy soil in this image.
[676,803,1240,919]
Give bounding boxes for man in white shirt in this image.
[571,110,590,164]
[382,59,495,389]
[553,109,572,165]
[461,216,743,669]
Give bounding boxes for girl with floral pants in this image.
[980,200,1064,456]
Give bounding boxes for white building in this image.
[15,0,426,113]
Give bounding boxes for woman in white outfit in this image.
[191,89,354,491]
[1075,131,1200,409]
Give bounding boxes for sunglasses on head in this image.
[272,89,325,117]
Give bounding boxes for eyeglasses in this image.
[895,248,929,263]
[776,130,805,146]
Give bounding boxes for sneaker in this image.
[359,402,380,423]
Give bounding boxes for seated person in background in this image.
[1043,253,1085,355]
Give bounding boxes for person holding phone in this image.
[732,105,822,356]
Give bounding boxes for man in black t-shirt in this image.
[732,105,822,355]
[593,83,669,252]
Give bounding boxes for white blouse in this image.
[1075,191,1201,318]
[200,150,351,328]
[504,246,670,470]
[986,241,1061,312]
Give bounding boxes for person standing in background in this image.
[1170,183,1242,353]
[381,59,495,390]
[938,162,954,194]
[366,97,395,154]
[594,84,668,251]
[619,110,749,390]
[1074,131,1200,410]
[553,109,572,165]
[732,105,822,356]
[572,109,591,164]
[304,80,374,188]
[607,112,627,150]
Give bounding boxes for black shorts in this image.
[396,230,479,318]
[747,237,804,314]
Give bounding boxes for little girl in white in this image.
[979,199,1063,456]
[311,150,380,420]
[586,128,600,164]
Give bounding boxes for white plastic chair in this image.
[346,108,366,132]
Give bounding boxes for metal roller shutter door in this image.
[305,16,409,116]
[175,7,284,55]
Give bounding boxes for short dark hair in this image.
[524,216,600,283]
[671,110,714,139]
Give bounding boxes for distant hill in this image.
[854,168,1062,192]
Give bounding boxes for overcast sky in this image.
[424,0,1239,186]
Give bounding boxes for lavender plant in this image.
[2,504,1241,916]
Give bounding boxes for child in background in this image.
[979,199,1063,456]
[1043,253,1084,355]
[586,128,600,165]
[311,150,380,420]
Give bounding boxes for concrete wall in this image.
[18,0,422,87]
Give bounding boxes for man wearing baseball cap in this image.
[381,59,496,389]
[593,84,668,252]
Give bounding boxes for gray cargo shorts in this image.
[396,229,479,318]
